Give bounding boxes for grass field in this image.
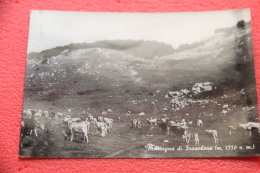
[20,86,260,158]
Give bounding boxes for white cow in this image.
[132,119,138,128]
[137,119,141,128]
[101,111,107,116]
[205,130,218,144]
[95,122,108,137]
[197,119,203,127]
[23,109,33,119]
[228,125,236,136]
[147,117,157,125]
[97,116,104,122]
[43,111,50,118]
[139,112,145,116]
[184,131,199,145]
[238,122,260,136]
[104,118,113,132]
[67,119,89,143]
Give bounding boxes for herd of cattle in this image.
[20,108,260,148]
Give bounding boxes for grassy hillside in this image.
[24,21,257,108]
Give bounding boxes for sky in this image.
[27,9,251,53]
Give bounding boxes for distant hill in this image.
[28,40,175,60]
[176,21,252,52]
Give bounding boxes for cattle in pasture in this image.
[66,119,89,143]
[197,119,203,127]
[147,117,157,125]
[95,122,108,137]
[205,130,218,144]
[157,118,169,134]
[184,131,199,145]
[169,124,188,143]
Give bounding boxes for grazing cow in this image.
[169,121,176,126]
[247,122,260,132]
[43,111,50,118]
[49,111,56,119]
[250,127,260,137]
[56,112,64,118]
[184,131,199,145]
[147,117,157,125]
[197,119,203,127]
[221,110,228,115]
[21,118,38,137]
[104,118,113,132]
[238,122,260,136]
[157,118,169,134]
[88,115,94,122]
[137,118,141,128]
[139,112,145,116]
[66,119,89,143]
[23,109,33,119]
[132,118,141,128]
[169,124,188,143]
[205,130,218,144]
[228,125,236,136]
[29,109,38,116]
[97,116,104,122]
[238,123,252,136]
[127,111,131,116]
[101,111,107,116]
[180,119,187,126]
[92,118,97,124]
[222,104,228,109]
[34,118,45,130]
[132,119,138,128]
[95,122,108,137]
[20,118,37,147]
[34,110,42,118]
[63,116,81,123]
[61,129,70,140]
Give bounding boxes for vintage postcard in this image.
[20,9,260,158]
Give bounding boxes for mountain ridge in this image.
[28,40,175,60]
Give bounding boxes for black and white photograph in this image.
[20,9,260,158]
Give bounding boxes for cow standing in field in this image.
[95,122,108,137]
[132,118,141,128]
[197,119,203,127]
[132,119,138,128]
[98,116,104,122]
[137,119,141,128]
[238,122,260,136]
[104,118,113,132]
[169,124,188,143]
[63,118,89,143]
[184,130,199,145]
[205,129,218,144]
[228,125,236,136]
[23,109,33,119]
[147,117,157,125]
[69,120,89,143]
[20,118,37,147]
[157,117,169,134]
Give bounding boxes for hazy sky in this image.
[27,9,251,53]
